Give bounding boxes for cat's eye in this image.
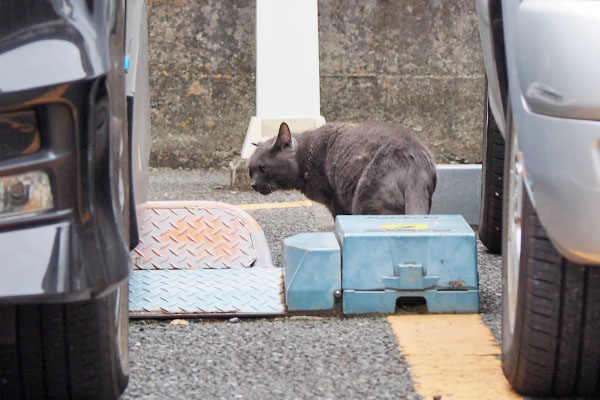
[259,165,266,173]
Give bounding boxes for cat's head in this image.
[248,122,299,194]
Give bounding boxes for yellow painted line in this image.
[235,200,313,211]
[387,314,522,400]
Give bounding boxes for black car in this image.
[0,1,151,398]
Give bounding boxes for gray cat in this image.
[248,122,437,217]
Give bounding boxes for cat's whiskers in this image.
[265,182,278,194]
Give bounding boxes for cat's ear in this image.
[273,122,294,151]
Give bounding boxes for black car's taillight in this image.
[0,81,93,225]
[0,170,53,218]
[0,109,53,218]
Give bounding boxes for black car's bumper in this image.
[0,79,131,304]
[0,0,132,303]
[0,220,129,303]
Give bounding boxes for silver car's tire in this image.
[501,126,600,396]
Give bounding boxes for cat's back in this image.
[322,121,429,154]
[300,122,436,215]
[317,121,434,185]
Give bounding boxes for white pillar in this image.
[241,0,326,159]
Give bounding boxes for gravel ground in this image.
[147,167,307,205]
[123,317,420,400]
[477,241,503,342]
[121,168,504,399]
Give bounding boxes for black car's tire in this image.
[0,282,129,400]
[478,94,504,254]
[501,125,600,396]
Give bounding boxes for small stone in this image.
[170,319,189,326]
[187,81,204,96]
[229,317,240,324]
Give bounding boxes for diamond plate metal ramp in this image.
[129,201,285,317]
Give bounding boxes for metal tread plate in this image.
[129,201,283,317]
[129,269,284,318]
[131,201,272,270]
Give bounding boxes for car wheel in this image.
[0,281,129,400]
[501,124,600,396]
[478,82,504,254]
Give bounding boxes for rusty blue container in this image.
[335,215,479,314]
[283,232,341,312]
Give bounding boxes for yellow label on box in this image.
[381,224,429,230]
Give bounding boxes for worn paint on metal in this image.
[131,201,272,270]
[128,201,284,317]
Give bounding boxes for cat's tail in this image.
[405,156,437,215]
[405,184,433,214]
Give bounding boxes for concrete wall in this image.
[147,0,485,169]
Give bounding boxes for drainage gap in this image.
[395,296,428,314]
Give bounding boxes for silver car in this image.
[476,0,600,396]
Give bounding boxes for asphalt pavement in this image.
[121,168,504,400]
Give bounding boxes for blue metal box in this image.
[335,215,478,314]
[283,232,341,312]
